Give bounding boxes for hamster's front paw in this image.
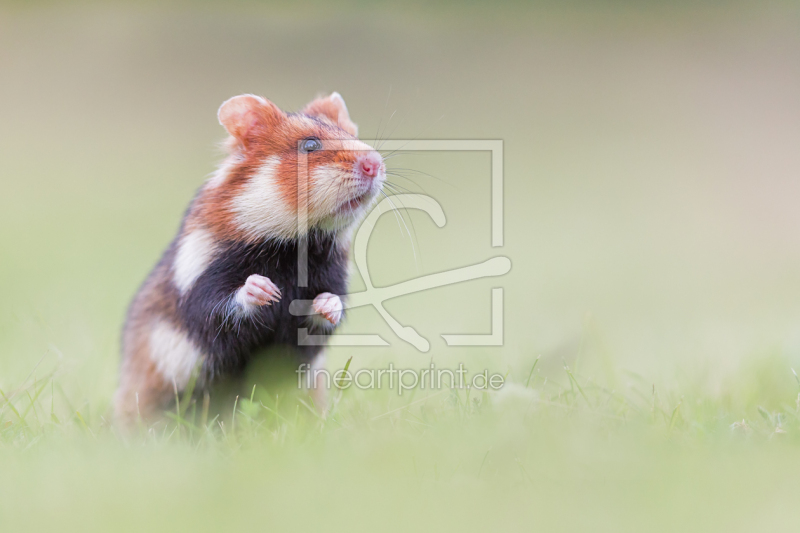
[237,274,281,307]
[312,292,343,326]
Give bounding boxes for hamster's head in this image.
[206,93,385,242]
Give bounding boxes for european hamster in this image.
[115,93,385,425]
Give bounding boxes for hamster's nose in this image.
[358,154,382,179]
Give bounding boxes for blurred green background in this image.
[2,1,800,531]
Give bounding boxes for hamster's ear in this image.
[302,92,358,137]
[218,94,285,147]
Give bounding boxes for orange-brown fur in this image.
[194,101,361,243]
[116,260,180,425]
[116,92,384,428]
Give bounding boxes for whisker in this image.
[379,114,445,160]
[388,166,454,187]
[379,189,419,269]
[378,189,407,240]
[383,182,419,195]
[385,173,426,192]
[375,85,393,151]
[376,109,398,152]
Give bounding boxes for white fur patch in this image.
[230,156,298,240]
[309,164,349,219]
[310,149,382,231]
[149,321,202,388]
[173,229,217,294]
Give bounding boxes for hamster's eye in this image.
[300,137,322,153]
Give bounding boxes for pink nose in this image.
[359,154,382,179]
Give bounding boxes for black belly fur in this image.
[177,231,349,380]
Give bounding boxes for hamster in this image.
[115,92,385,426]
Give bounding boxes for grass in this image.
[4,350,800,532]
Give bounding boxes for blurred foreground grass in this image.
[4,351,800,532]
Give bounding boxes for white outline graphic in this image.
[290,140,508,351]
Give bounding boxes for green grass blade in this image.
[525,356,540,388]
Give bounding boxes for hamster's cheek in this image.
[309,164,349,216]
[230,156,299,240]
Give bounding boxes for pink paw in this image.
[312,292,343,326]
[237,274,281,307]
